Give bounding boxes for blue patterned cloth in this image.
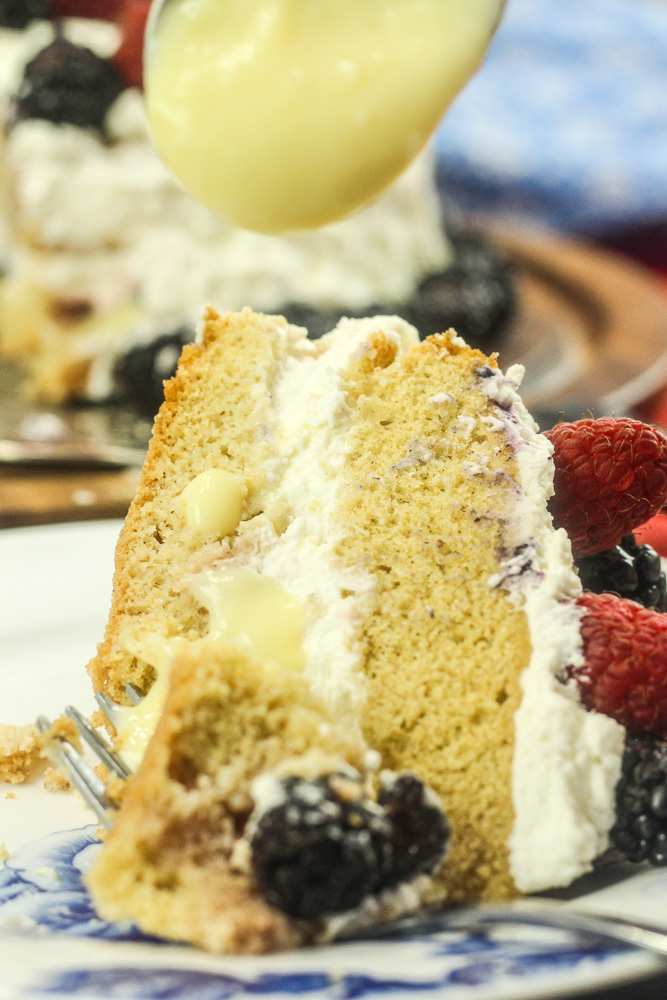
[435,0,667,235]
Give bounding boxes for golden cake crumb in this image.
[43,715,81,748]
[44,767,72,793]
[0,724,42,784]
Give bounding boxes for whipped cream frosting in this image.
[479,364,624,891]
[5,78,451,321]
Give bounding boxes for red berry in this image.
[546,418,667,557]
[573,592,667,737]
[49,0,125,19]
[111,0,150,89]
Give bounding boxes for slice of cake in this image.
[85,308,624,952]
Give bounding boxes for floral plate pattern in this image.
[0,823,656,1000]
[0,521,665,1000]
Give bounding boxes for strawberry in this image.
[111,0,150,89]
[572,592,667,737]
[546,417,667,557]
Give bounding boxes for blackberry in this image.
[620,534,667,610]
[575,534,667,611]
[282,303,355,342]
[378,772,450,886]
[11,37,124,133]
[0,0,46,28]
[401,230,516,345]
[281,230,515,345]
[113,328,192,414]
[249,774,393,919]
[609,733,667,865]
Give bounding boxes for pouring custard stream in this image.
[145,0,506,234]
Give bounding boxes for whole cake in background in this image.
[0,1,515,411]
[83,307,667,953]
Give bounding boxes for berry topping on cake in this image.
[271,233,515,345]
[609,733,667,865]
[572,592,667,736]
[11,36,124,133]
[546,418,667,557]
[0,0,46,29]
[249,774,393,919]
[402,230,516,344]
[112,0,150,89]
[113,328,191,413]
[379,772,450,885]
[49,0,124,18]
[576,534,667,612]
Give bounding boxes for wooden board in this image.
[0,466,140,529]
[2,227,667,529]
[495,227,667,418]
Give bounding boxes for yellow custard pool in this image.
[145,0,505,233]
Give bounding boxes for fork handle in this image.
[451,900,667,959]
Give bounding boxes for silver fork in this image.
[36,683,143,828]
[35,701,667,959]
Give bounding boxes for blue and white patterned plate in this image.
[1,521,666,1000]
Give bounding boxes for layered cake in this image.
[0,6,514,409]
[84,307,664,953]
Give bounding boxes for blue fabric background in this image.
[434,0,667,235]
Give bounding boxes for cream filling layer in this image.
[481,366,625,892]
[114,316,419,766]
[189,316,420,726]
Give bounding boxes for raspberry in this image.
[572,592,667,737]
[575,534,667,612]
[546,418,667,557]
[112,0,150,89]
[11,37,123,133]
[48,0,124,18]
[608,733,667,866]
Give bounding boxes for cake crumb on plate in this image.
[0,724,42,784]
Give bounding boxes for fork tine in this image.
[65,705,131,781]
[95,690,119,725]
[125,683,144,705]
[37,715,116,828]
[96,685,144,723]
